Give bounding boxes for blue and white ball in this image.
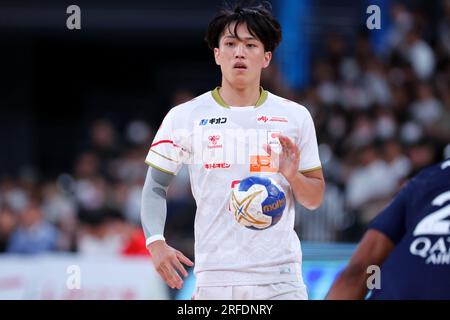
[230,176,286,230]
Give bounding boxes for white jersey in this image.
[145,87,321,286]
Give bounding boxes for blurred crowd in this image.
[1,2,450,257]
[284,2,450,241]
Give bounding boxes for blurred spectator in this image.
[314,60,340,106]
[88,119,123,180]
[76,207,148,256]
[383,139,412,180]
[339,58,372,110]
[407,139,438,176]
[345,145,402,219]
[0,178,29,213]
[386,3,414,53]
[124,183,143,225]
[325,33,346,67]
[296,183,349,242]
[125,120,153,146]
[374,107,397,141]
[121,228,150,256]
[77,208,126,256]
[410,82,443,127]
[347,113,376,148]
[400,27,436,80]
[0,205,17,252]
[363,58,392,107]
[75,176,108,211]
[438,0,450,57]
[41,181,76,226]
[6,198,60,254]
[90,119,122,160]
[261,64,293,99]
[41,181,77,251]
[400,120,424,145]
[74,152,100,180]
[171,88,195,106]
[112,147,147,185]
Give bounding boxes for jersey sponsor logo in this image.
[410,190,450,265]
[207,135,223,149]
[270,116,288,123]
[257,115,269,123]
[410,237,450,265]
[199,117,228,126]
[203,162,231,169]
[249,155,278,173]
[257,115,289,124]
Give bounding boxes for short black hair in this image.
[205,1,282,53]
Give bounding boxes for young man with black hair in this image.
[141,1,324,300]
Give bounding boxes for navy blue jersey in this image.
[368,159,450,299]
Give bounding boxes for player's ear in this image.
[214,47,221,66]
[262,51,272,69]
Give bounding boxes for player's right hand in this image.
[148,240,194,289]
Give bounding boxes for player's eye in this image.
[225,42,235,47]
[246,43,257,48]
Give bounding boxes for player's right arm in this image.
[141,108,193,289]
[141,167,193,290]
[326,229,394,299]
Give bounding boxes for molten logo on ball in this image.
[230,176,286,230]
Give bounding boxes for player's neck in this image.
[218,80,261,107]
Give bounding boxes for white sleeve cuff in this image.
[146,235,166,247]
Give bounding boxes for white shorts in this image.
[193,281,308,300]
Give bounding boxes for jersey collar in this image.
[211,87,268,109]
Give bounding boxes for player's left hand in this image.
[264,134,300,182]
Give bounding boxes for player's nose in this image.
[234,43,245,58]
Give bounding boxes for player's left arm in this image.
[266,134,325,210]
[288,167,325,210]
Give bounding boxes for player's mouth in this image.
[233,62,248,70]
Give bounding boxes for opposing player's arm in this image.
[326,229,394,300]
[141,166,194,289]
